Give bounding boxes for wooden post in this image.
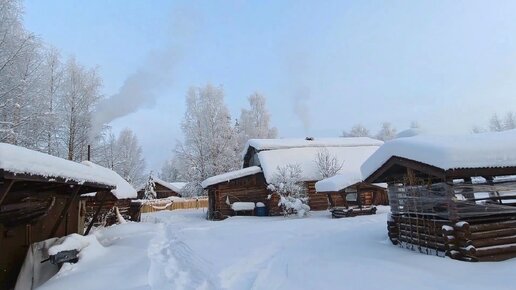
[84,191,108,235]
[49,185,81,238]
[0,179,15,207]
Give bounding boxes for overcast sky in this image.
[24,0,516,171]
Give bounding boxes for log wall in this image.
[387,215,516,262]
[307,181,330,211]
[208,172,272,220]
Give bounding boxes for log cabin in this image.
[137,178,185,199]
[0,143,116,289]
[361,130,516,261]
[204,137,383,220]
[80,161,139,228]
[243,137,383,211]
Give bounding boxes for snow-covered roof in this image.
[315,173,363,192]
[242,137,383,156]
[169,182,187,192]
[201,166,262,188]
[395,128,426,138]
[258,145,381,183]
[0,143,115,187]
[151,177,185,193]
[315,173,387,192]
[81,161,137,199]
[361,129,516,181]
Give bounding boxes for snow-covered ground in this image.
[39,207,516,290]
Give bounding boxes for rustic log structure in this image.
[366,155,516,262]
[0,170,114,288]
[204,169,278,220]
[241,137,383,213]
[137,179,185,199]
[81,192,135,229]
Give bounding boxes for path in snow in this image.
[40,207,516,290]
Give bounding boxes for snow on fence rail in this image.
[140,198,208,213]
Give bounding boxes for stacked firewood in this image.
[388,215,516,261]
[444,220,516,261]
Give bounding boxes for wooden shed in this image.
[137,178,185,199]
[0,143,115,289]
[362,130,516,261]
[80,161,139,229]
[202,167,281,220]
[315,173,388,218]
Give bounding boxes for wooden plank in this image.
[0,179,15,206]
[84,191,108,235]
[49,185,81,238]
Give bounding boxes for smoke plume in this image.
[293,86,311,134]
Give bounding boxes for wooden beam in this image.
[0,179,15,207]
[84,191,108,235]
[49,185,81,238]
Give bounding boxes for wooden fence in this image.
[140,198,208,214]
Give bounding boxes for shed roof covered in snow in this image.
[256,140,382,183]
[169,182,187,192]
[362,130,516,183]
[0,143,115,189]
[315,173,388,193]
[201,166,262,188]
[81,161,137,199]
[150,177,186,193]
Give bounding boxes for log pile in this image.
[331,206,377,218]
[387,215,516,261]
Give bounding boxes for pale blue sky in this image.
[24,1,516,171]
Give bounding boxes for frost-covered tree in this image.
[489,114,504,132]
[268,164,310,217]
[175,84,239,196]
[114,128,146,186]
[341,124,370,137]
[237,92,278,150]
[0,0,43,147]
[375,122,397,141]
[474,112,516,133]
[57,57,102,161]
[142,173,157,200]
[39,47,63,156]
[160,156,184,182]
[315,148,343,178]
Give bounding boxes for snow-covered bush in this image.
[180,181,204,198]
[268,164,310,217]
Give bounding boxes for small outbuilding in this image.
[0,143,115,288]
[202,167,273,220]
[362,130,516,261]
[137,178,185,199]
[80,161,139,229]
[315,173,388,218]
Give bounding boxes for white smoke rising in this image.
[293,87,311,134]
[90,4,199,139]
[91,52,176,138]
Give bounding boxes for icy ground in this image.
[39,207,516,290]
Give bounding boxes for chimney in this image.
[87,145,91,161]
